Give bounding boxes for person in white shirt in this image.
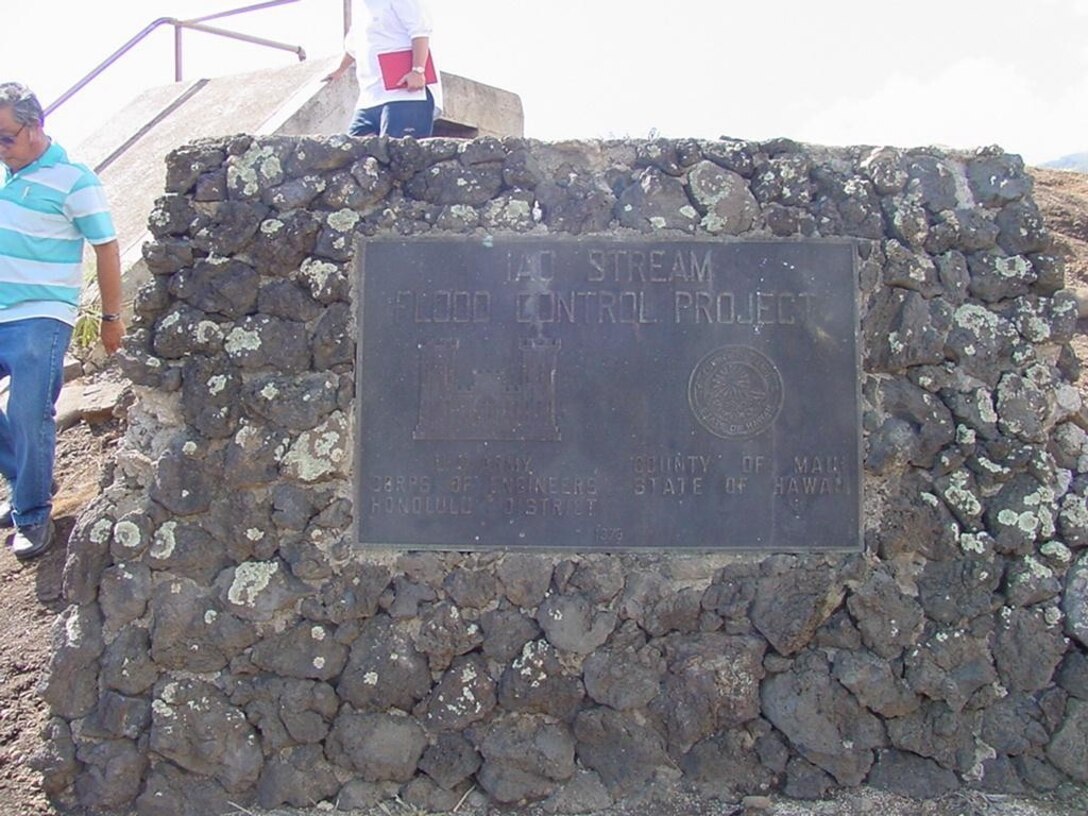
[324,0,442,137]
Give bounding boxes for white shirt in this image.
[347,0,442,112]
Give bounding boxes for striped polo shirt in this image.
[0,140,116,326]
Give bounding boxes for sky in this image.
[3,0,1087,165]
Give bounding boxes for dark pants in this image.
[349,89,436,138]
[0,317,71,528]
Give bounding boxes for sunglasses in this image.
[0,124,26,147]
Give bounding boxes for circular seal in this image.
[688,346,783,438]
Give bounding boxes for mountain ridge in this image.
[1041,151,1088,173]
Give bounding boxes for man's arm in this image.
[324,52,356,82]
[398,36,430,90]
[93,239,125,354]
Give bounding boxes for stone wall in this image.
[37,134,1088,814]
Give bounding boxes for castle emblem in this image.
[414,338,561,441]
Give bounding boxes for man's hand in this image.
[398,70,426,91]
[100,318,125,355]
[324,54,355,83]
[400,38,431,91]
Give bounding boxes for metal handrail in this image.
[45,0,307,117]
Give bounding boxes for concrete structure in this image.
[72,56,524,309]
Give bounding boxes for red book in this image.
[377,50,437,90]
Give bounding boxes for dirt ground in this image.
[0,421,122,815]
[0,168,1087,816]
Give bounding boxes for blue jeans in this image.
[349,89,435,138]
[0,318,72,528]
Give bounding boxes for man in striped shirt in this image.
[0,82,124,560]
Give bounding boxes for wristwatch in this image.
[411,65,426,75]
[101,313,121,322]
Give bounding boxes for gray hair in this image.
[0,83,44,126]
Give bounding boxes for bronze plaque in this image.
[356,238,860,551]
